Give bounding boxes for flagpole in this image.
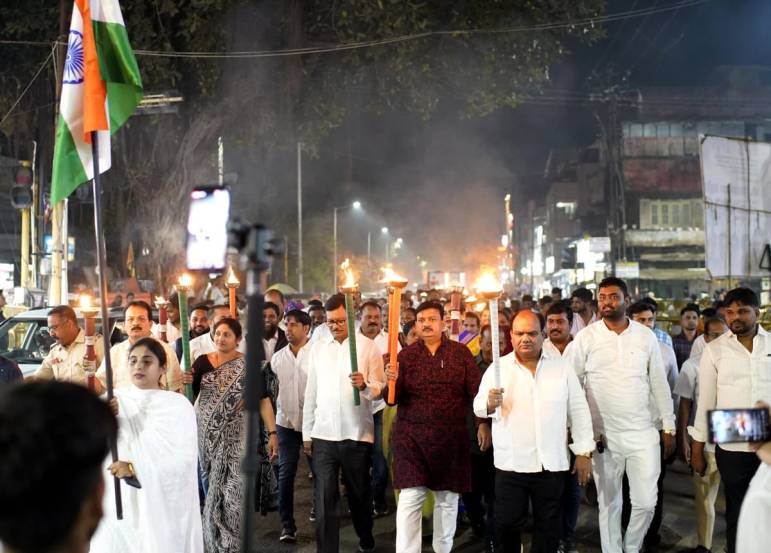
[90,130,123,520]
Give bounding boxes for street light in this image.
[333,201,363,290]
[381,226,389,234]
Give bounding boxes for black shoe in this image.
[358,543,375,552]
[279,527,297,543]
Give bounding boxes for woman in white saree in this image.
[90,337,203,553]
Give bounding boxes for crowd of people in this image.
[0,278,770,553]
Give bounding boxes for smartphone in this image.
[185,186,231,272]
[708,408,770,444]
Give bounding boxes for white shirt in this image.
[543,338,573,358]
[570,311,598,337]
[302,332,386,444]
[676,354,715,453]
[691,325,771,452]
[568,318,676,450]
[189,331,246,362]
[650,342,679,430]
[96,338,183,393]
[272,341,311,431]
[737,462,771,553]
[473,349,594,472]
[689,333,706,360]
[151,321,181,343]
[358,328,400,415]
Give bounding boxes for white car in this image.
[0,307,129,377]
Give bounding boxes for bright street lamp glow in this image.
[352,201,362,209]
[381,227,389,234]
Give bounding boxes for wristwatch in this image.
[663,429,676,436]
[576,451,593,459]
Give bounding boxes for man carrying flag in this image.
[51,0,143,527]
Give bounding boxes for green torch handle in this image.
[344,292,361,406]
[178,289,194,402]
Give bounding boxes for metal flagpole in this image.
[90,131,123,519]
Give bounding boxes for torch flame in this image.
[226,266,240,286]
[79,295,92,309]
[340,259,357,289]
[475,271,502,294]
[379,266,408,284]
[178,273,193,288]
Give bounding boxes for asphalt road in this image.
[248,460,727,552]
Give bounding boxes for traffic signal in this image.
[560,245,577,270]
[10,161,33,209]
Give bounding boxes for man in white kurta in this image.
[568,278,676,553]
[96,302,183,393]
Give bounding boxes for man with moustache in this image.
[263,301,288,361]
[272,309,313,543]
[96,301,183,393]
[475,310,593,553]
[308,302,326,333]
[569,288,597,337]
[302,294,385,553]
[568,277,676,553]
[541,302,582,553]
[174,304,210,360]
[385,300,482,553]
[32,305,104,385]
[690,287,771,553]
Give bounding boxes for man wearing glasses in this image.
[385,300,482,553]
[302,294,385,553]
[31,305,104,385]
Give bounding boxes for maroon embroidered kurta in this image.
[388,335,481,493]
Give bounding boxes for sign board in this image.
[44,235,76,262]
[700,136,771,278]
[615,261,640,279]
[0,263,13,290]
[589,236,611,253]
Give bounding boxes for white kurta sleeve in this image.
[566,367,595,454]
[648,335,676,432]
[302,348,319,442]
[690,346,718,444]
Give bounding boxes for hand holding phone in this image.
[708,407,770,444]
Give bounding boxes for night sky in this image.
[304,0,771,279]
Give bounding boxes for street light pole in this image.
[297,142,304,293]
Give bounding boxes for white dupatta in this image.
[90,386,203,553]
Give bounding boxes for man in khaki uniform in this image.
[33,305,105,385]
[96,301,183,393]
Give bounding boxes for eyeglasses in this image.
[327,318,347,327]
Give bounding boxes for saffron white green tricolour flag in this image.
[51,0,142,205]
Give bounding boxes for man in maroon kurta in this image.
[385,300,481,553]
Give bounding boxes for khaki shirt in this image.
[35,329,105,385]
[97,337,183,393]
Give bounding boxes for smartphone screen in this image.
[708,408,770,444]
[185,186,230,271]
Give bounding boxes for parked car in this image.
[0,307,130,377]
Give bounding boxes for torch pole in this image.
[82,309,98,391]
[489,296,501,417]
[177,284,194,401]
[342,288,361,406]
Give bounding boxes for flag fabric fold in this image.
[51,0,142,205]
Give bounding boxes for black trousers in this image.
[461,449,496,538]
[715,446,761,553]
[312,438,374,553]
[494,469,566,553]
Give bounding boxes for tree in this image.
[0,0,605,292]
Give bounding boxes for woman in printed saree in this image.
[90,337,203,553]
[195,317,278,553]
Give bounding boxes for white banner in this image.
[700,135,771,279]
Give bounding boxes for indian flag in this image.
[51,0,142,205]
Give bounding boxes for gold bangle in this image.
[127,462,136,477]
